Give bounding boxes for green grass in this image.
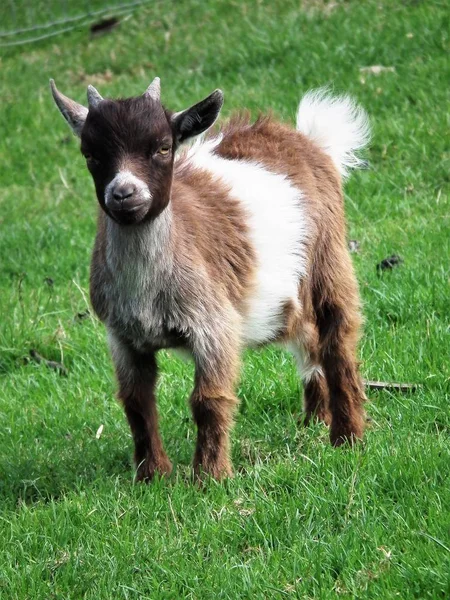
[0,0,449,597]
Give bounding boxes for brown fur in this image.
[171,166,256,309]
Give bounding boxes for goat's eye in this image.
[158,145,171,156]
[84,153,99,165]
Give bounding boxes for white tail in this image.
[296,88,370,178]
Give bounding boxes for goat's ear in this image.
[50,79,88,137]
[172,90,224,143]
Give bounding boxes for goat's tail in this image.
[296,88,370,178]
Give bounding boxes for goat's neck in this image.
[105,205,174,286]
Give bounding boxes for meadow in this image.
[0,0,449,597]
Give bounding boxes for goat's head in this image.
[50,78,223,225]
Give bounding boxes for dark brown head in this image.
[50,78,224,225]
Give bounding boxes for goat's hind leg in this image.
[303,376,331,426]
[289,324,331,426]
[109,333,172,481]
[317,302,366,446]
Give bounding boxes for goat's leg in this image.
[191,387,238,480]
[289,324,331,425]
[317,304,366,446]
[110,335,172,481]
[303,376,331,426]
[190,340,240,480]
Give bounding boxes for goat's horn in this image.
[145,77,161,101]
[87,85,103,109]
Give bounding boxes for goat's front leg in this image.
[190,338,240,480]
[109,333,172,481]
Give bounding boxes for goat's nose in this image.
[112,183,135,201]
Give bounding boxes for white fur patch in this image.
[188,143,308,346]
[287,342,324,383]
[296,88,370,178]
[105,170,151,208]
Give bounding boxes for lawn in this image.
[0,0,449,598]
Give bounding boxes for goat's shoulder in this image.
[170,169,256,309]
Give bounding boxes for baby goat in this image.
[50,77,369,481]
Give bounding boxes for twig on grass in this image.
[364,380,419,393]
[29,349,68,376]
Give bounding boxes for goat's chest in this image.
[98,216,191,351]
[103,262,186,352]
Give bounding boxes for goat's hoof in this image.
[330,428,363,447]
[302,410,332,427]
[135,456,173,483]
[193,459,233,483]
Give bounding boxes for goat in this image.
[50,77,370,481]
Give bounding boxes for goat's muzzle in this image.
[105,172,152,225]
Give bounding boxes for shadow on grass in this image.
[0,447,132,509]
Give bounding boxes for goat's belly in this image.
[242,291,301,346]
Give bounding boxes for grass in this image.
[0,0,449,597]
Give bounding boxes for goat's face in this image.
[50,78,223,226]
[81,95,174,225]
